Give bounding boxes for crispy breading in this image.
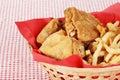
[72,38,85,57]
[36,18,62,44]
[64,7,101,41]
[39,30,73,60]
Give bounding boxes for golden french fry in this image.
[85,50,91,56]
[92,41,103,65]
[110,55,118,60]
[108,38,113,45]
[107,21,119,31]
[105,53,113,62]
[110,34,120,48]
[84,50,93,64]
[114,21,120,27]
[99,51,106,57]
[104,43,120,55]
[109,55,120,64]
[102,32,115,43]
[97,24,106,37]
[107,23,117,31]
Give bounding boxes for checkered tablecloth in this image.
[0,0,120,80]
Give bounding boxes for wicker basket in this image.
[28,43,120,80]
[40,62,120,80]
[28,45,120,80]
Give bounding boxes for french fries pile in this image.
[87,21,120,66]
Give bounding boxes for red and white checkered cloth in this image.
[0,0,120,80]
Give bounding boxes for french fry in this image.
[105,53,113,62]
[109,55,120,64]
[102,32,115,43]
[107,21,119,31]
[110,34,120,48]
[104,43,120,55]
[99,51,106,57]
[92,41,103,65]
[84,50,93,64]
[97,25,106,37]
[85,50,91,56]
[114,21,120,27]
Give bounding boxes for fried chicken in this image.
[36,18,62,44]
[39,30,73,60]
[64,7,101,42]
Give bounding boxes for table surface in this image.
[0,0,120,80]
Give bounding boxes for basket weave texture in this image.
[40,62,120,80]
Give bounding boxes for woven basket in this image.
[40,62,120,80]
[28,45,120,80]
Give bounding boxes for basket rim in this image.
[40,62,120,73]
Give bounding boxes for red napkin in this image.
[16,3,120,68]
[92,3,120,26]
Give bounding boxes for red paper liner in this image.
[15,3,120,68]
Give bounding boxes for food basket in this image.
[16,3,120,80]
[40,62,120,80]
[28,44,120,80]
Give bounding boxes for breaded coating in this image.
[64,7,101,41]
[37,18,62,44]
[39,30,73,60]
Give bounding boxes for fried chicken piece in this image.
[39,30,73,60]
[64,7,101,42]
[72,38,85,57]
[36,18,62,44]
[39,29,86,60]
